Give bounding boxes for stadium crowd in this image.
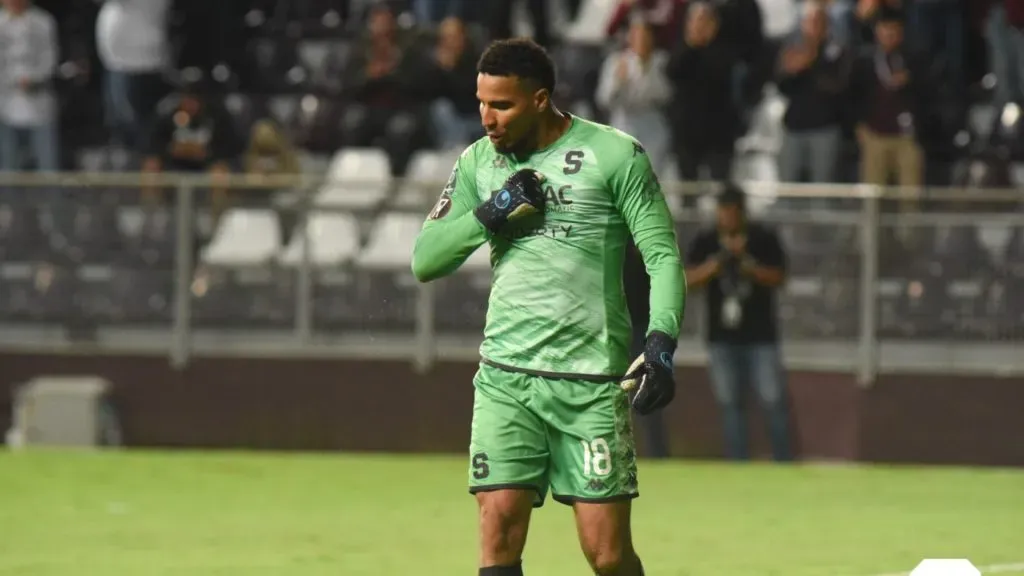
[0,0,1018,194]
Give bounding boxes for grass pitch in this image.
[0,450,1021,576]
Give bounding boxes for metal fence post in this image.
[170,182,194,370]
[857,185,880,387]
[414,280,436,373]
[413,180,435,373]
[296,191,313,341]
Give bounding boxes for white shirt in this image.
[96,0,170,73]
[596,50,673,116]
[0,6,58,127]
[595,50,674,173]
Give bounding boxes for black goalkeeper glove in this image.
[620,330,677,415]
[473,169,546,234]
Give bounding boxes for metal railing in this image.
[0,171,1021,383]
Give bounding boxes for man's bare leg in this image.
[573,500,644,576]
[477,489,535,574]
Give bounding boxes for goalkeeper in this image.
[411,38,685,576]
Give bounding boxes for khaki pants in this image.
[859,128,924,187]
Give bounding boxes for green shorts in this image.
[468,362,640,507]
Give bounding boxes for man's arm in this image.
[683,232,722,289]
[411,151,489,283]
[740,229,786,288]
[611,145,685,340]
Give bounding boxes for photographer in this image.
[684,184,792,462]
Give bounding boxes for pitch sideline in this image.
[868,562,1024,576]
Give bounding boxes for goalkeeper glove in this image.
[620,330,677,415]
[474,169,546,234]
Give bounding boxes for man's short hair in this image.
[717,183,747,211]
[477,38,557,94]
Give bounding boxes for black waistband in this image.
[480,357,623,383]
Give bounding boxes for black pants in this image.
[623,239,670,459]
[674,143,734,182]
[488,0,550,47]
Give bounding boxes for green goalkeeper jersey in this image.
[411,115,685,380]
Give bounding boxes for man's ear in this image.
[534,88,550,112]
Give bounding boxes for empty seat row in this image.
[200,207,491,271]
[313,147,461,210]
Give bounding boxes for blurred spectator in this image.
[606,0,687,50]
[243,118,300,227]
[244,119,300,179]
[0,0,59,172]
[715,0,767,113]
[95,0,171,158]
[666,2,739,185]
[488,0,549,48]
[776,1,851,184]
[850,0,903,46]
[428,16,483,150]
[684,184,791,462]
[985,0,1024,110]
[412,0,493,25]
[341,2,431,174]
[412,0,461,24]
[849,7,929,189]
[907,0,963,105]
[823,0,857,46]
[596,19,673,175]
[141,78,242,221]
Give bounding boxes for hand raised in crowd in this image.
[889,69,910,88]
[367,45,398,79]
[616,55,630,82]
[780,44,816,75]
[722,232,747,257]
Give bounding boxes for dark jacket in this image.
[848,46,934,144]
[666,36,740,147]
[426,46,481,117]
[777,38,852,132]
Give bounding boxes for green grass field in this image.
[0,450,1021,576]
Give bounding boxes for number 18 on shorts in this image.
[467,364,640,507]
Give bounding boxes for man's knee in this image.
[750,344,786,407]
[582,544,631,575]
[575,501,639,575]
[707,345,742,408]
[476,490,533,564]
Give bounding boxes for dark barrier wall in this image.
[1,353,1022,466]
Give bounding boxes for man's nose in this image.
[481,110,496,129]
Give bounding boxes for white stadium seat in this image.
[315,147,391,210]
[395,150,461,209]
[355,212,424,271]
[201,208,281,266]
[277,212,361,267]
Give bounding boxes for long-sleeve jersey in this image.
[411,114,685,381]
